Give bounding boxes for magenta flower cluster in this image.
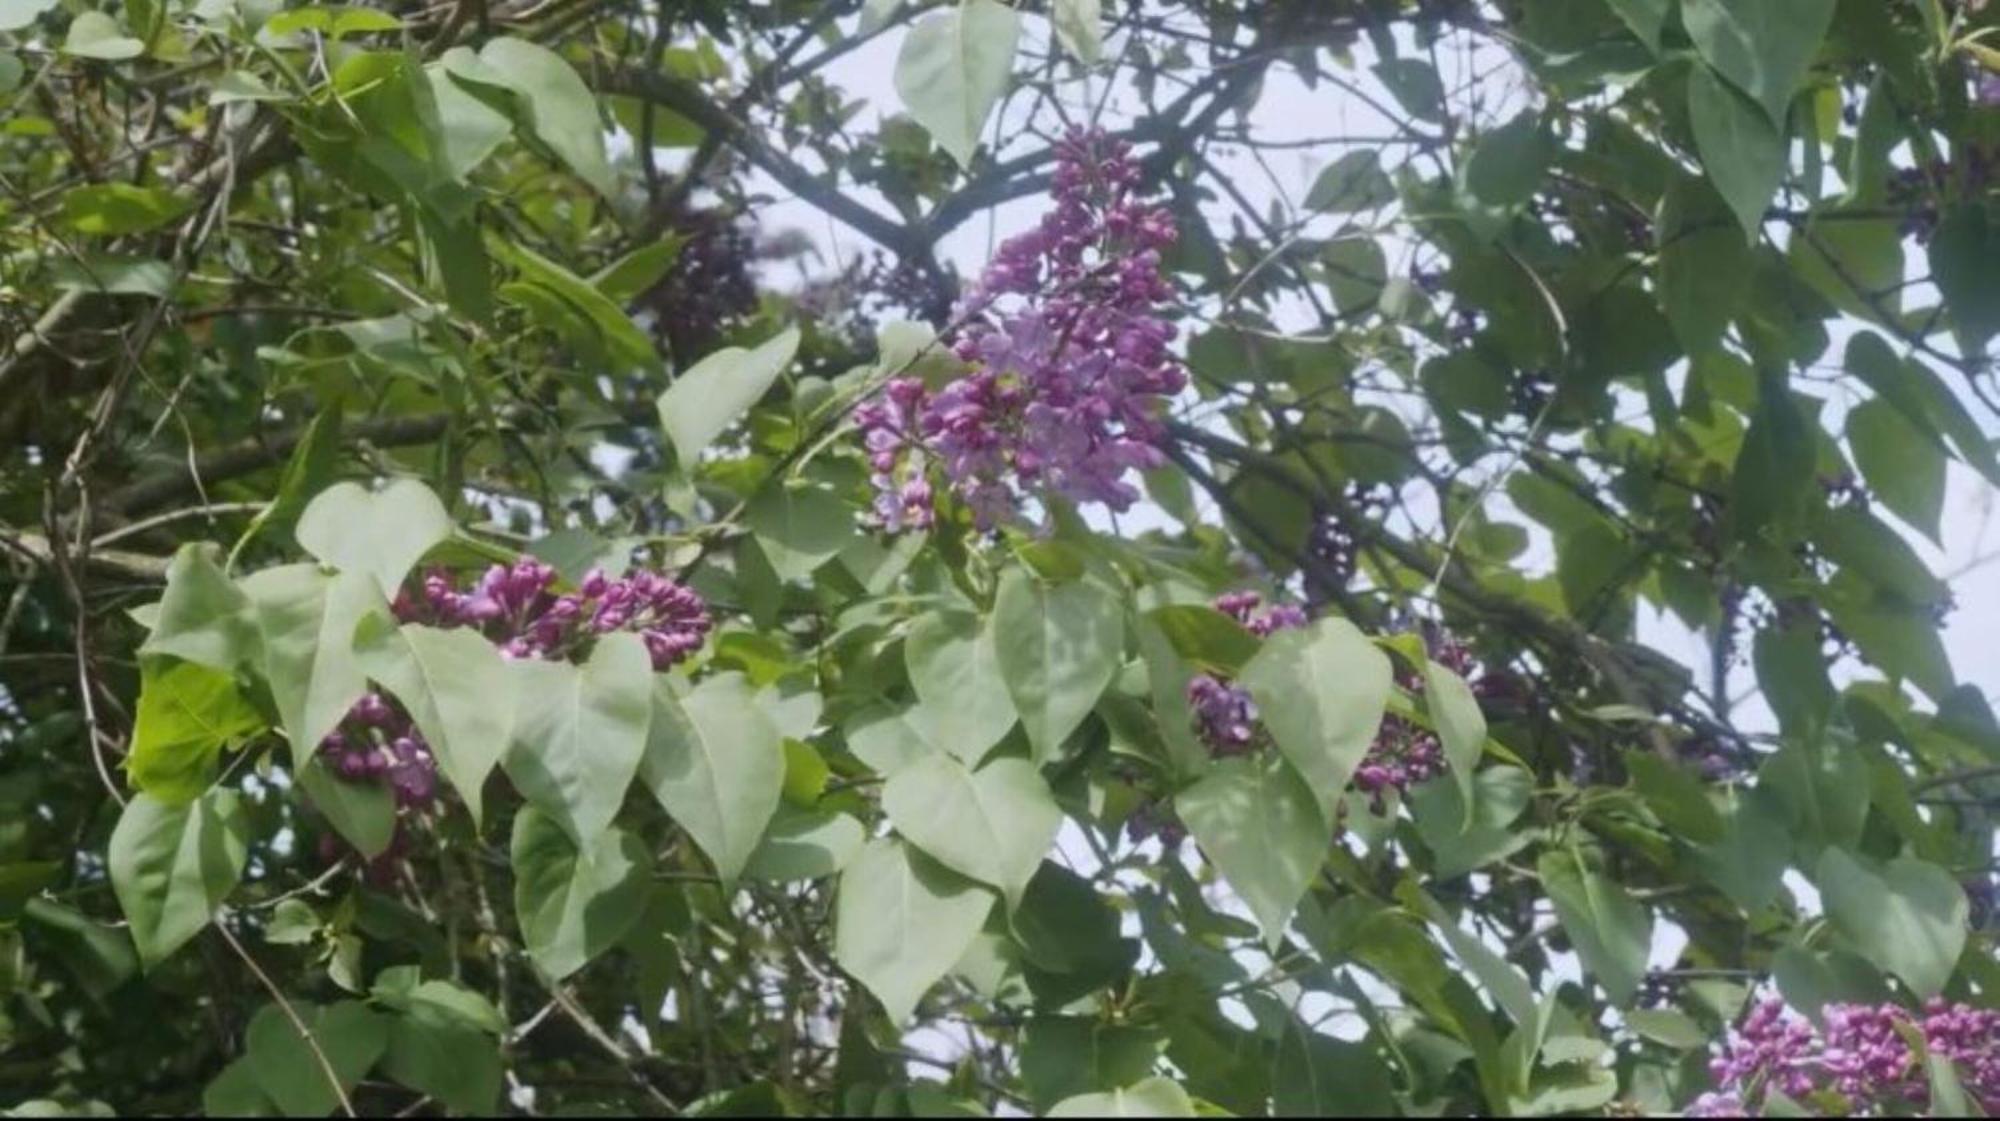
[1186,592,1307,757]
[317,692,438,810]
[1689,997,2000,1116]
[855,128,1186,529]
[393,557,712,671]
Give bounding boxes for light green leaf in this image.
[904,610,1017,764]
[892,0,1021,166]
[209,70,287,104]
[263,5,402,37]
[1681,0,1836,124]
[1538,850,1651,1005]
[243,1001,389,1118]
[128,660,265,805]
[444,37,614,196]
[108,790,249,967]
[505,633,653,846]
[590,238,685,303]
[843,702,943,776]
[0,0,56,32]
[882,753,1060,907]
[1051,0,1102,64]
[510,807,651,980]
[657,325,801,466]
[381,1013,502,1116]
[1423,656,1486,814]
[1176,754,1325,949]
[1816,848,1967,999]
[141,544,255,670]
[297,754,397,860]
[354,622,513,825]
[50,254,175,296]
[639,673,784,884]
[240,565,385,760]
[61,181,188,233]
[1656,175,1750,354]
[1848,399,1945,544]
[421,62,511,180]
[989,570,1123,764]
[834,837,995,1024]
[744,481,855,582]
[1238,618,1392,825]
[295,479,452,599]
[1049,1076,1196,1118]
[1305,149,1395,213]
[61,11,144,59]
[744,807,865,881]
[1687,63,1782,241]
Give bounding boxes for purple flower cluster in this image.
[1214,590,1308,636]
[394,557,711,671]
[1352,717,1447,814]
[1691,997,2000,1116]
[318,692,439,809]
[856,128,1186,529]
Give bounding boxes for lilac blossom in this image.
[395,556,712,672]
[1186,673,1259,757]
[1695,996,2000,1115]
[857,128,1186,529]
[318,691,439,810]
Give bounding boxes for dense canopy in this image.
[1,0,1998,1116]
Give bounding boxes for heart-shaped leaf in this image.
[295,479,453,599]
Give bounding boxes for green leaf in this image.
[1682,0,1836,124]
[882,753,1060,907]
[243,1001,389,1118]
[499,240,662,375]
[510,807,651,980]
[1324,238,1387,316]
[1730,367,1813,543]
[1238,618,1392,824]
[1848,399,1945,544]
[354,622,513,825]
[1789,209,1902,322]
[210,70,288,104]
[1373,58,1444,121]
[0,0,55,31]
[263,5,402,37]
[744,807,865,881]
[50,254,175,296]
[1176,754,1325,949]
[61,182,188,233]
[1772,942,1891,1024]
[240,565,385,761]
[1815,848,1967,999]
[1686,63,1782,241]
[744,482,855,582]
[640,673,784,884]
[1021,1018,1161,1112]
[1051,0,1102,64]
[1656,175,1751,353]
[989,570,1123,764]
[1460,110,1551,215]
[1049,1077,1196,1118]
[1274,1021,1397,1116]
[128,660,264,804]
[202,1059,274,1117]
[591,238,685,303]
[60,11,144,60]
[295,479,452,600]
[1929,202,2000,353]
[657,325,801,466]
[892,0,1021,166]
[108,790,249,967]
[141,544,255,670]
[1144,604,1259,675]
[1695,786,1794,913]
[442,37,614,196]
[381,1013,502,1116]
[1538,850,1651,1005]
[1305,150,1395,213]
[1847,332,2000,488]
[421,60,511,180]
[1625,753,1724,845]
[904,610,1017,763]
[505,633,654,846]
[297,754,397,859]
[1605,0,1668,52]
[834,837,995,1024]
[1423,657,1487,814]
[1761,736,1869,855]
[1625,1008,1712,1050]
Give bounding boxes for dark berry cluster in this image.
[1886,144,1999,241]
[635,205,759,360]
